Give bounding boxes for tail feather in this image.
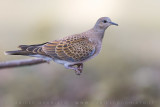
[5,42,48,56]
[5,50,32,55]
[18,42,48,50]
[18,45,29,50]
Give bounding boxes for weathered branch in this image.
[0,58,48,69]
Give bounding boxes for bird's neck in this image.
[91,27,105,40]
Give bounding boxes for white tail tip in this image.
[4,52,10,55]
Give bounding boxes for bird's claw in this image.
[65,63,83,75]
[75,64,83,75]
[75,69,82,75]
[75,71,81,75]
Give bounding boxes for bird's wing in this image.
[42,36,96,62]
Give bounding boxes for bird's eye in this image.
[103,20,107,23]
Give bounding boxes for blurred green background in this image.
[0,0,160,107]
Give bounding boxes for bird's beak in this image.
[109,21,118,26]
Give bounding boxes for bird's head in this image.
[94,17,118,31]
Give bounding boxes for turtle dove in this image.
[5,17,118,75]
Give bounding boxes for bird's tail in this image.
[5,45,35,56]
[4,50,29,55]
[4,43,47,56]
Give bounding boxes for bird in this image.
[5,17,118,75]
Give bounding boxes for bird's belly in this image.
[54,59,67,64]
[54,59,75,65]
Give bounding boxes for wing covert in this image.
[43,36,96,62]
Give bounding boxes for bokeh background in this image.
[0,0,160,107]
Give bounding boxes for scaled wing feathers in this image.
[42,36,96,62]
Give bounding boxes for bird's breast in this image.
[94,42,102,57]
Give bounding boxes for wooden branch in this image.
[0,58,48,69]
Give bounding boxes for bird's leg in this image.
[64,63,83,75]
[76,63,83,75]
